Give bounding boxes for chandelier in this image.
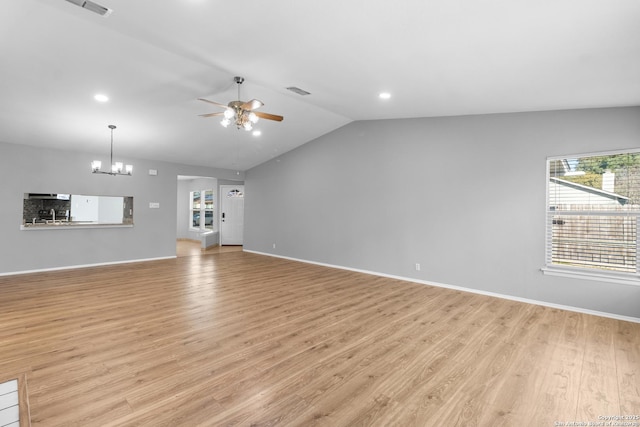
[91,125,133,176]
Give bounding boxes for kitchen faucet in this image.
[50,209,56,222]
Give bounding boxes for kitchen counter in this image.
[21,221,133,230]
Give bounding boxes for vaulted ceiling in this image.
[2,0,639,171]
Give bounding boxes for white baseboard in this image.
[244,249,640,324]
[0,256,177,277]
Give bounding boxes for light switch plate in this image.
[149,202,160,209]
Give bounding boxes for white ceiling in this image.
[1,0,639,171]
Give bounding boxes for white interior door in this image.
[220,185,244,245]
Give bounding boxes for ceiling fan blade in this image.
[198,98,229,109]
[199,112,225,118]
[241,99,264,111]
[254,111,284,122]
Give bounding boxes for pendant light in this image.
[91,125,132,176]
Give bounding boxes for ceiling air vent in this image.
[64,0,113,17]
[286,86,311,96]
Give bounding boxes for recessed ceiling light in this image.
[252,130,262,137]
[379,92,391,100]
[94,94,109,103]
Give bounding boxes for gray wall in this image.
[244,107,640,319]
[0,141,242,274]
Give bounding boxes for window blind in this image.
[546,151,640,275]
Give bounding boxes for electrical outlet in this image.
[415,263,421,271]
[273,243,276,249]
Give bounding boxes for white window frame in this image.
[189,189,215,232]
[542,148,640,286]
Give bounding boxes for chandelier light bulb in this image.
[224,108,235,119]
[248,112,259,124]
[243,121,253,131]
[221,118,230,127]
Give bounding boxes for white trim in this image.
[541,266,640,287]
[547,147,640,161]
[244,249,640,324]
[546,161,552,266]
[0,256,176,277]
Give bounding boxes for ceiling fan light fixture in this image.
[198,76,283,132]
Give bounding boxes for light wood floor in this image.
[1,251,639,426]
[176,240,243,258]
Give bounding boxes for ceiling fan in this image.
[198,76,284,131]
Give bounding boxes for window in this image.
[226,188,244,198]
[190,190,214,231]
[545,150,640,281]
